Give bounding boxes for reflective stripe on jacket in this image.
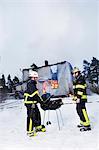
[24,90,39,104]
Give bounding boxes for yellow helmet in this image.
[72,67,80,74]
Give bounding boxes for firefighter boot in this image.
[35,125,46,132]
[80,125,91,132]
[27,130,37,137]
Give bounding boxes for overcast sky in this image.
[0,0,98,79]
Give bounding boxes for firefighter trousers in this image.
[26,104,41,132]
[76,102,90,127]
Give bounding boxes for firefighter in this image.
[24,70,46,137]
[72,67,91,131]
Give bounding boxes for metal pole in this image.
[43,111,46,125]
[48,110,50,122]
[56,109,60,130]
[59,108,64,126]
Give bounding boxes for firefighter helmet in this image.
[29,70,38,78]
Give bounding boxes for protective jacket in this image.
[73,74,87,103]
[24,80,43,105]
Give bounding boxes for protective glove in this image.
[72,96,77,101]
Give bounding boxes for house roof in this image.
[22,60,73,72]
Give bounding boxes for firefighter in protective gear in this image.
[72,67,91,131]
[24,70,46,136]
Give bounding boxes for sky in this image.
[0,0,98,79]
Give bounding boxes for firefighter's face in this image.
[73,71,79,78]
[31,77,38,81]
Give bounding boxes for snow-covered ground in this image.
[0,94,99,150]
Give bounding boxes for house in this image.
[21,61,73,97]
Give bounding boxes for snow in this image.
[0,94,99,150]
